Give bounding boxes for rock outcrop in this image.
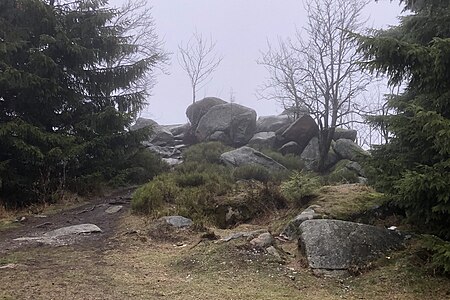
[186,97,227,128]
[333,128,358,142]
[278,114,319,153]
[195,103,257,146]
[333,139,370,161]
[256,115,292,133]
[247,132,276,149]
[300,137,339,171]
[279,141,301,155]
[327,159,366,183]
[220,146,286,172]
[131,117,175,146]
[162,123,190,138]
[298,219,404,270]
[280,205,323,240]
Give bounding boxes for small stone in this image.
[250,232,274,248]
[33,214,48,218]
[266,246,281,259]
[14,216,27,223]
[105,205,123,214]
[160,216,193,228]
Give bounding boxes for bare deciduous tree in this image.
[259,0,371,171]
[178,32,223,103]
[109,0,168,114]
[257,38,308,120]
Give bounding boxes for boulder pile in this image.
[131,96,370,178]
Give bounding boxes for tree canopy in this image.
[357,0,450,240]
[0,0,166,206]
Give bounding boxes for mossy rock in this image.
[326,159,360,184]
[311,184,386,221]
[214,203,254,229]
[213,181,287,228]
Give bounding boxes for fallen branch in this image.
[35,222,52,228]
[76,205,96,215]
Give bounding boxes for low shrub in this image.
[183,141,232,164]
[132,174,180,215]
[233,164,272,183]
[421,235,450,275]
[68,172,105,196]
[175,173,207,188]
[174,186,217,224]
[261,149,304,171]
[72,149,168,194]
[125,149,169,183]
[255,182,288,210]
[281,171,322,207]
[131,161,234,217]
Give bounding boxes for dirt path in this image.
[1,188,449,299]
[0,187,135,254]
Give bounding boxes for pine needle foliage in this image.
[356,0,450,272]
[0,0,165,206]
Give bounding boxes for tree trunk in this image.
[317,127,335,172]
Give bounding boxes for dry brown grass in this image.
[0,192,86,232]
[1,213,449,300]
[311,184,385,219]
[0,185,449,300]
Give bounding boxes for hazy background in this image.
[110,0,403,125]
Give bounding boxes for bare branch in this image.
[258,0,375,171]
[103,0,169,115]
[178,32,223,103]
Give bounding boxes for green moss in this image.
[325,159,359,184]
[311,184,386,220]
[280,171,322,207]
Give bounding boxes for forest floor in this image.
[0,187,449,300]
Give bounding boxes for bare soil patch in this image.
[0,187,449,299]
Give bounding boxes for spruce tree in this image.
[356,0,450,269]
[0,0,165,206]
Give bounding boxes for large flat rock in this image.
[220,146,286,172]
[43,224,102,238]
[298,219,403,270]
[14,224,102,246]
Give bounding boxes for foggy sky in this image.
[111,0,403,125]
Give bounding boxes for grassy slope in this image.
[0,212,449,300]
